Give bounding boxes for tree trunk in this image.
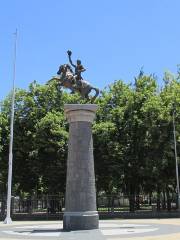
[156,190,161,211]
[149,193,152,205]
[129,194,135,212]
[162,190,166,210]
[136,195,140,210]
[166,189,171,211]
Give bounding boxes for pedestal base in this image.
[4,217,12,224]
[63,104,99,231]
[63,211,99,230]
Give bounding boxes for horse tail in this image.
[90,87,99,102]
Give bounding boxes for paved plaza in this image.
[0,219,180,240]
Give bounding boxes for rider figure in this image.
[67,50,86,88]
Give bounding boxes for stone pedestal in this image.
[63,104,99,231]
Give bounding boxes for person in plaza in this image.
[67,50,86,88]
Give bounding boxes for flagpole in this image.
[4,29,18,224]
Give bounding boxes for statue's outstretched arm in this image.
[68,55,76,68]
[67,50,76,68]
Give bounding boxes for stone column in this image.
[63,104,99,230]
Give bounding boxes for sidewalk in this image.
[0,219,180,240]
[112,219,180,240]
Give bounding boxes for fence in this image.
[97,194,178,212]
[0,194,179,220]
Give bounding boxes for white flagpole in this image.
[4,29,18,224]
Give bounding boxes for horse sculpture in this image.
[49,64,99,102]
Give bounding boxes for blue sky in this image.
[1,0,180,101]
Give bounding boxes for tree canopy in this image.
[0,70,179,210]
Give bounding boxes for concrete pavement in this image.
[0,219,180,239]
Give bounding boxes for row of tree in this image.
[0,70,179,211]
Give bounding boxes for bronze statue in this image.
[67,50,86,88]
[49,50,99,102]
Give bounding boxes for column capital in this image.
[64,104,98,123]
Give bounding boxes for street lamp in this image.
[4,29,18,224]
[172,105,180,210]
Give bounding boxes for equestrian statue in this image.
[49,50,99,102]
